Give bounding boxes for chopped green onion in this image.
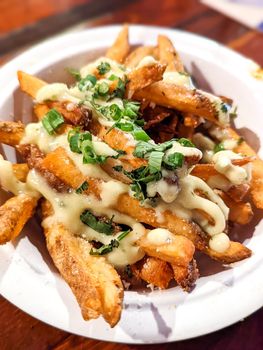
[148,151,164,174]
[66,67,81,81]
[80,210,114,235]
[123,101,140,118]
[214,142,225,153]
[133,128,150,141]
[75,181,89,194]
[116,122,134,132]
[108,74,118,81]
[42,109,64,135]
[163,152,184,170]
[178,138,195,147]
[78,74,97,91]
[97,62,111,75]
[97,81,109,96]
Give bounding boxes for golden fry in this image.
[171,259,199,292]
[12,163,29,182]
[17,71,46,98]
[132,256,174,289]
[138,233,195,267]
[157,34,184,72]
[216,190,253,225]
[44,220,123,326]
[134,81,220,124]
[0,121,24,145]
[125,46,156,68]
[0,194,37,244]
[126,62,166,99]
[228,127,263,209]
[206,241,251,264]
[106,25,130,63]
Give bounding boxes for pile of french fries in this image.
[0,25,262,327]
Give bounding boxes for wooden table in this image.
[0,1,263,349]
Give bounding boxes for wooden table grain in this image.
[0,1,263,349]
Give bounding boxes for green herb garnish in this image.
[66,67,81,81]
[97,62,111,75]
[42,109,64,135]
[75,181,89,194]
[89,230,131,255]
[80,210,114,235]
[214,142,225,153]
[178,138,195,147]
[78,74,97,91]
[148,151,164,174]
[163,152,184,170]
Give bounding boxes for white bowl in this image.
[0,25,263,344]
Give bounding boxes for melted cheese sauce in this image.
[0,155,39,198]
[147,228,173,244]
[137,56,157,68]
[163,71,194,88]
[213,150,249,185]
[27,170,145,267]
[6,56,244,255]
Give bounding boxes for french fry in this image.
[125,62,166,99]
[43,219,123,326]
[138,233,195,267]
[228,127,263,209]
[171,259,199,292]
[125,46,156,68]
[133,81,221,124]
[12,163,29,182]
[106,25,130,63]
[0,194,37,244]
[191,157,254,181]
[216,190,253,225]
[157,34,184,72]
[0,121,24,145]
[206,241,251,264]
[41,147,207,251]
[41,147,251,263]
[132,256,173,289]
[17,71,46,98]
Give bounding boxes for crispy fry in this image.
[41,147,250,263]
[216,190,253,225]
[17,71,46,98]
[12,163,29,182]
[106,25,130,63]
[134,82,221,124]
[228,127,263,209]
[138,233,195,267]
[41,147,206,248]
[0,194,37,244]
[157,34,184,72]
[0,121,24,145]
[126,62,166,99]
[17,144,70,192]
[191,158,254,181]
[43,219,123,326]
[125,46,156,68]
[171,259,199,292]
[132,256,174,289]
[206,241,251,264]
